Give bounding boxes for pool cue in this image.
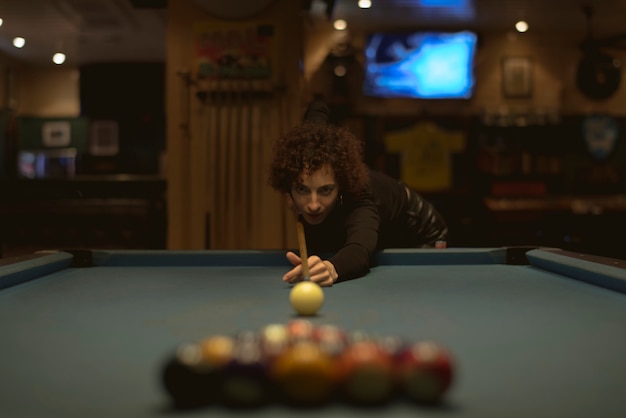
[296,221,310,281]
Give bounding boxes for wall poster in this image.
[502,56,533,98]
[194,21,276,81]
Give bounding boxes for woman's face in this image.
[290,164,339,225]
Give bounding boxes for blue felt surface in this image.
[1,250,626,417]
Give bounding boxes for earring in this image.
[339,194,343,206]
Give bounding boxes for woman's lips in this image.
[305,213,322,222]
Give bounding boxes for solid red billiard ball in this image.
[335,340,396,405]
[396,341,454,404]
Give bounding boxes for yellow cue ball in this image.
[290,281,324,316]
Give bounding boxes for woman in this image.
[268,103,448,286]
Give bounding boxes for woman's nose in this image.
[308,194,322,211]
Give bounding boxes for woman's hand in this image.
[282,251,338,287]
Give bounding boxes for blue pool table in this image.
[1,247,626,417]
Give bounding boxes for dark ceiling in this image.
[0,0,625,66]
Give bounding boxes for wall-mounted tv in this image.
[363,30,478,100]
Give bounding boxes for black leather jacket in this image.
[301,169,448,282]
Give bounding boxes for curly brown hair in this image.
[268,123,370,197]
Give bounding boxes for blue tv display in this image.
[363,30,478,99]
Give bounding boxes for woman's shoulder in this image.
[367,169,404,191]
[365,169,411,215]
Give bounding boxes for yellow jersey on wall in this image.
[384,121,465,191]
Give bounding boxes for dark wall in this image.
[80,62,164,117]
[79,62,166,175]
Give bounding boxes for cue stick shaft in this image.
[296,221,310,280]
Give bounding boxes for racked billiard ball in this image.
[312,324,348,357]
[220,332,271,408]
[396,341,454,404]
[260,323,289,361]
[335,340,396,406]
[289,281,324,316]
[270,340,336,406]
[286,318,314,343]
[378,334,408,363]
[199,334,235,367]
[162,341,224,408]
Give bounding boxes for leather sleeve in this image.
[407,190,449,246]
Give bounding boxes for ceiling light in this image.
[0,18,3,27]
[13,37,25,48]
[358,0,372,8]
[334,64,347,77]
[333,19,347,30]
[53,53,66,65]
[515,20,529,33]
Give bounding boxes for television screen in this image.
[363,30,477,99]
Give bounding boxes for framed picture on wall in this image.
[501,56,533,98]
[42,121,71,147]
[89,120,119,156]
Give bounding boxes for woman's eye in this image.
[319,187,333,196]
[295,185,308,194]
